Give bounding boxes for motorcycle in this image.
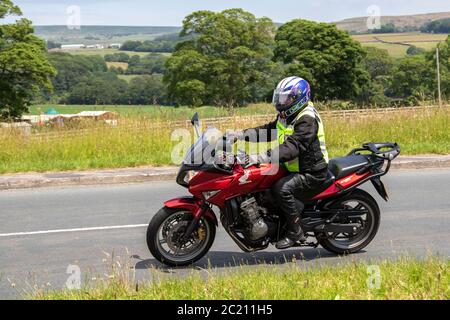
[146,113,401,266]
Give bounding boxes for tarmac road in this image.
[0,168,449,299]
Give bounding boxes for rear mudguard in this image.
[164,197,218,226]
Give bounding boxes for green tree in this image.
[47,52,107,98]
[390,55,434,102]
[0,0,56,119]
[165,9,277,107]
[274,19,368,101]
[127,75,167,104]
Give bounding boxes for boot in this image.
[276,215,306,250]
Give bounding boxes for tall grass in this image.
[0,109,448,174]
[34,256,449,300]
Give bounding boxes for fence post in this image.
[436,47,442,108]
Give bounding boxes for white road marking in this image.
[0,224,148,238]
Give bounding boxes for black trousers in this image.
[271,169,328,230]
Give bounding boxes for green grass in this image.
[354,32,448,58]
[361,42,409,58]
[1,108,448,174]
[33,257,449,300]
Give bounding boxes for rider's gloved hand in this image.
[223,130,244,144]
[245,152,270,168]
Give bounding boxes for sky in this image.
[4,0,450,26]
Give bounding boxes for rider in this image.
[234,76,329,249]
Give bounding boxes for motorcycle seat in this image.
[297,170,335,201]
[328,155,369,180]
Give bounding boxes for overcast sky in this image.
[5,0,450,26]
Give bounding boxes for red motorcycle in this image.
[147,113,400,266]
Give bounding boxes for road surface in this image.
[0,168,449,299]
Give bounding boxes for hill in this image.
[34,25,182,45]
[335,11,450,34]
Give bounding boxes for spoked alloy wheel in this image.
[147,207,216,267]
[318,189,380,254]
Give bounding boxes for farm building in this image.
[61,44,86,50]
[22,111,118,126]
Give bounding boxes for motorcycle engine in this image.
[240,197,268,241]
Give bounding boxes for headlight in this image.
[202,190,220,200]
[183,170,198,185]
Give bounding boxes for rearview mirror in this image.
[191,112,201,138]
[191,112,199,126]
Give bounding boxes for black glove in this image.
[244,152,270,168]
[223,130,244,144]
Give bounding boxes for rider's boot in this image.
[276,214,306,249]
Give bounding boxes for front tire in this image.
[318,189,380,255]
[147,207,216,267]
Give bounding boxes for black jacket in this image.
[244,112,328,174]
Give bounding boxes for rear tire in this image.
[318,189,380,255]
[147,207,216,267]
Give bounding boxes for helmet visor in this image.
[272,88,295,108]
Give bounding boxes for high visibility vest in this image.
[276,102,329,173]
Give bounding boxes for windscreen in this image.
[182,127,222,166]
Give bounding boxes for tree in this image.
[47,52,107,97]
[372,23,397,34]
[127,75,167,105]
[390,55,434,101]
[274,19,368,101]
[0,0,56,119]
[164,9,277,107]
[406,45,426,56]
[358,47,394,105]
[420,18,450,34]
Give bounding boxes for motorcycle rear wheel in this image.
[317,189,380,255]
[147,207,216,267]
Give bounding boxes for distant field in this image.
[106,62,129,70]
[35,25,181,45]
[50,48,152,57]
[353,32,448,57]
[117,75,140,82]
[361,42,409,58]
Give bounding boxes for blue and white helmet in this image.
[272,76,311,117]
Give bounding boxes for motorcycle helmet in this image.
[272,76,311,117]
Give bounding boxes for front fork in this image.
[164,197,217,241]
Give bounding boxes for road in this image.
[0,168,449,299]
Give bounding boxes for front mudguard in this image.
[164,196,218,226]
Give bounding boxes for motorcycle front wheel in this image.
[147,207,216,267]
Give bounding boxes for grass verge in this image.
[0,108,449,174]
[34,256,449,300]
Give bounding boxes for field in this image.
[33,256,449,300]
[49,48,151,57]
[106,62,129,70]
[35,25,181,46]
[353,32,448,58]
[0,106,448,174]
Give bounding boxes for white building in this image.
[61,44,86,50]
[109,43,122,49]
[86,44,105,49]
